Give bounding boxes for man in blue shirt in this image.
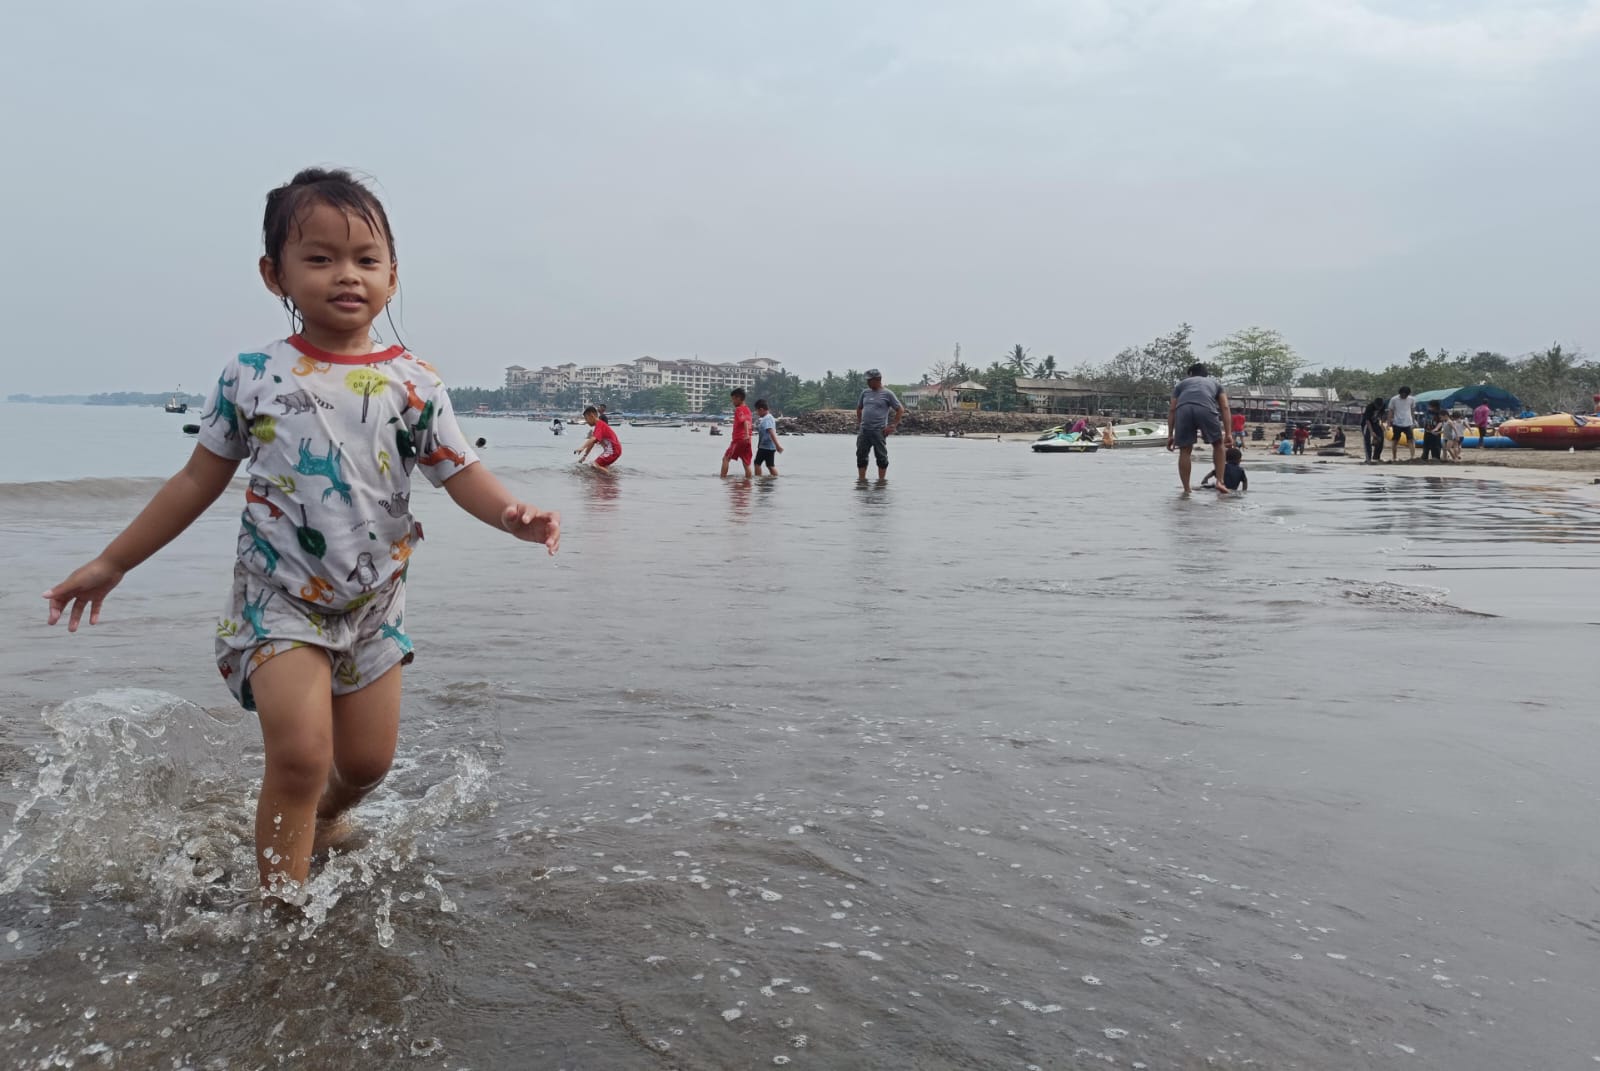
[855,369,904,481]
[753,399,784,476]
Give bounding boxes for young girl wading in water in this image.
[43,168,560,896]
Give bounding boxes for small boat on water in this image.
[709,425,723,437]
[1031,419,1169,450]
[164,389,187,414]
[1496,412,1600,449]
[1101,419,1169,447]
[630,419,684,428]
[1032,431,1099,454]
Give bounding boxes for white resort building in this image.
[506,355,783,410]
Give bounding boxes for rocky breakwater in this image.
[785,409,1076,436]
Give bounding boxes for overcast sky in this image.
[3,0,1597,393]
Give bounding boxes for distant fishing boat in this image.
[630,419,684,428]
[164,388,187,414]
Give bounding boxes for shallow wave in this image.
[0,475,171,505]
[1331,577,1494,615]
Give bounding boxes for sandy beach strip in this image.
[988,431,1600,491]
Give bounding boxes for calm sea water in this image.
[1,400,1597,1070]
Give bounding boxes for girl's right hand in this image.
[43,557,126,632]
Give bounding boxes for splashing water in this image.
[1,688,491,943]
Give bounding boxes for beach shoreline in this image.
[984,429,1600,490]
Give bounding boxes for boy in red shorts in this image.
[720,387,754,478]
[576,405,622,469]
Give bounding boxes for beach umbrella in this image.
[296,504,327,559]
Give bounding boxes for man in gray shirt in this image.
[855,369,904,480]
[1167,362,1234,494]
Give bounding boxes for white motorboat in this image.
[1101,420,1168,447]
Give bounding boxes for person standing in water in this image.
[721,387,755,478]
[855,369,903,481]
[42,168,561,898]
[1166,362,1234,494]
[753,399,784,476]
[575,405,622,469]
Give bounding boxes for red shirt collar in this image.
[288,334,406,365]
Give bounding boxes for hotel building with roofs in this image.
[505,356,784,411]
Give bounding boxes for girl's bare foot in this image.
[312,814,358,857]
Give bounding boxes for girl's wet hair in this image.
[262,167,396,267]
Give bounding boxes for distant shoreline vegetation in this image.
[450,328,1598,417]
[6,393,205,406]
[12,329,1596,415]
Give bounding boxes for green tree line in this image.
[446,331,1596,417]
[1299,344,1597,413]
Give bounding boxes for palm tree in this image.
[1036,354,1058,380]
[1006,344,1031,376]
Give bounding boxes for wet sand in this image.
[987,428,1600,487]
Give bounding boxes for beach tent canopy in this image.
[1410,385,1523,410]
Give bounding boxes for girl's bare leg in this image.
[315,663,402,849]
[250,648,336,889]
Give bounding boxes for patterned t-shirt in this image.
[197,335,479,610]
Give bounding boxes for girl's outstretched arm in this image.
[444,463,560,555]
[44,444,241,631]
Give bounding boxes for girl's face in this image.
[260,201,397,348]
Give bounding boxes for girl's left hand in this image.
[502,504,561,555]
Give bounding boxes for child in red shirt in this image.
[576,405,622,469]
[720,387,754,478]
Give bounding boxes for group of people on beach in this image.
[1169,362,1502,490]
[1359,388,1492,464]
[570,388,788,477]
[575,368,905,483]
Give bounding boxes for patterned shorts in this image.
[214,564,414,711]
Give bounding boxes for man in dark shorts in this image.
[1166,362,1233,494]
[1361,396,1386,463]
[752,399,784,475]
[1387,385,1416,462]
[855,369,904,481]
